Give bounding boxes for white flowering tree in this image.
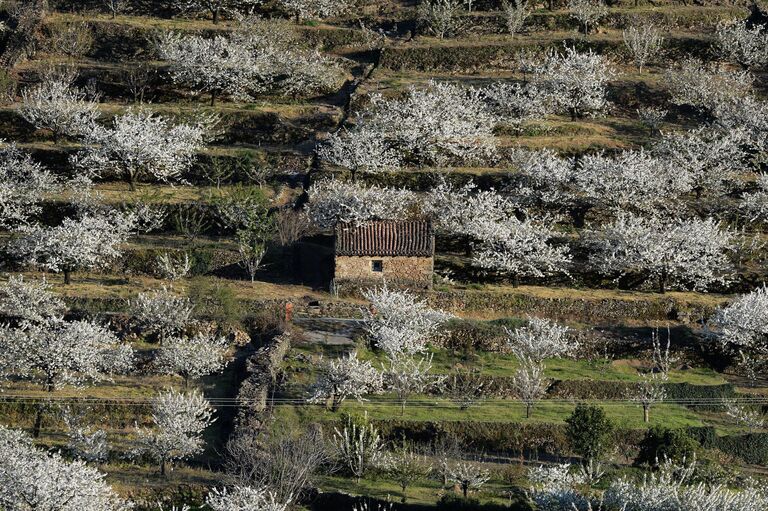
[155,332,230,386]
[533,46,615,120]
[509,148,576,210]
[19,67,100,143]
[652,127,746,199]
[506,316,575,363]
[174,0,259,23]
[586,213,735,293]
[512,356,547,419]
[447,462,490,498]
[157,20,341,104]
[471,215,571,285]
[133,389,216,476]
[331,419,386,482]
[308,352,383,412]
[627,372,667,423]
[361,285,451,357]
[567,0,607,36]
[10,211,135,284]
[0,426,130,511]
[128,286,195,339]
[575,149,692,212]
[664,57,753,112]
[423,179,518,245]
[305,179,417,230]
[72,109,215,190]
[0,143,58,228]
[0,274,65,324]
[0,318,133,436]
[622,22,664,71]
[482,82,551,133]
[277,0,350,21]
[530,458,768,511]
[316,127,401,180]
[348,81,497,166]
[383,353,442,416]
[711,286,768,382]
[716,19,768,69]
[207,486,289,511]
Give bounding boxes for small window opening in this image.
[371,260,383,272]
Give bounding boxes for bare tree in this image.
[387,440,432,503]
[447,461,490,498]
[502,0,530,36]
[224,428,329,504]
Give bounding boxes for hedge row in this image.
[689,426,768,465]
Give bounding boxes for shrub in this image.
[565,403,614,462]
[635,426,698,467]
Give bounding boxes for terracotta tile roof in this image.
[335,220,434,257]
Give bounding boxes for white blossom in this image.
[528,463,590,511]
[711,286,768,355]
[306,179,417,229]
[19,67,100,142]
[133,389,216,476]
[506,316,575,363]
[664,57,753,112]
[308,352,383,411]
[652,127,746,198]
[575,149,691,212]
[586,213,735,293]
[622,23,664,71]
[362,285,451,357]
[72,109,216,190]
[316,126,401,178]
[447,462,490,498]
[512,356,547,419]
[331,420,387,481]
[157,19,341,103]
[277,0,350,21]
[723,399,766,431]
[156,252,192,281]
[471,215,571,281]
[482,82,551,133]
[351,81,497,166]
[502,0,530,36]
[0,274,65,324]
[627,372,667,423]
[533,46,615,120]
[62,408,110,464]
[0,142,58,228]
[567,0,607,35]
[0,318,133,390]
[383,353,442,415]
[128,286,195,339]
[716,19,768,69]
[155,331,230,385]
[0,426,130,511]
[207,486,289,511]
[174,0,260,23]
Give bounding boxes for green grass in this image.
[274,396,709,429]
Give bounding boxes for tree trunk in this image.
[63,269,72,285]
[526,402,532,418]
[658,269,667,294]
[643,405,650,423]
[212,8,219,24]
[160,459,166,477]
[462,485,468,498]
[512,273,520,288]
[548,0,554,10]
[32,406,43,438]
[210,89,217,107]
[400,400,405,416]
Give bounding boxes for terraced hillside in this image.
[0,0,767,509]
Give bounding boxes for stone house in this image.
[334,220,434,289]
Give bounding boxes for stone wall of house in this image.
[335,255,433,287]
